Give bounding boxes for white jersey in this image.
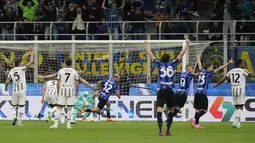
[7,66,27,93]
[226,68,249,96]
[45,80,57,96]
[57,68,79,97]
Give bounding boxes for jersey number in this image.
[198,75,205,85]
[65,73,70,83]
[160,66,174,78]
[51,81,55,86]
[231,73,240,83]
[103,82,113,93]
[180,78,186,87]
[14,72,20,81]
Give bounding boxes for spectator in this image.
[0,59,7,83]
[102,0,125,40]
[130,7,144,40]
[72,6,86,40]
[5,0,19,18]
[239,0,254,20]
[42,0,58,40]
[1,7,15,40]
[19,0,38,21]
[207,22,222,40]
[85,0,102,35]
[96,17,109,40]
[144,10,157,39]
[65,2,76,39]
[33,14,44,40]
[161,13,172,40]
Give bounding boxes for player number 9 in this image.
[160,66,174,78]
[180,78,185,87]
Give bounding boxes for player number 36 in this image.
[160,66,174,78]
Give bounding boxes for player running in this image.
[5,45,34,126]
[71,89,100,123]
[174,64,199,116]
[50,58,79,129]
[84,74,121,121]
[190,56,233,129]
[144,40,189,136]
[213,59,255,128]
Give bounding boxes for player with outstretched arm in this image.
[49,58,79,129]
[144,40,189,136]
[190,56,233,129]
[83,74,121,121]
[5,45,34,126]
[213,59,255,128]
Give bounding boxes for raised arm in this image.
[19,0,25,10]
[75,80,79,97]
[213,59,233,73]
[79,77,95,89]
[102,0,106,10]
[176,39,190,61]
[120,0,125,9]
[144,41,156,61]
[196,55,202,69]
[32,0,39,9]
[213,76,229,88]
[248,73,255,78]
[26,45,34,68]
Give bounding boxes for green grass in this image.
[0,121,254,143]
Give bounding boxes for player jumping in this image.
[50,58,79,129]
[5,45,34,126]
[190,55,233,129]
[174,64,199,117]
[71,89,100,124]
[144,40,189,136]
[83,74,121,121]
[213,59,255,128]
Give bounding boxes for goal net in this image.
[0,40,209,121]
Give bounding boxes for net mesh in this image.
[0,40,209,121]
[0,41,209,95]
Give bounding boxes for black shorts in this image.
[175,93,187,108]
[194,93,208,110]
[97,96,107,110]
[157,88,175,108]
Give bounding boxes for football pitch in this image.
[0,121,254,143]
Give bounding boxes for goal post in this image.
[0,40,209,121]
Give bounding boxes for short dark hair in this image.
[94,89,100,92]
[15,58,22,67]
[235,59,243,67]
[185,64,193,69]
[203,63,212,69]
[160,54,170,63]
[65,58,72,66]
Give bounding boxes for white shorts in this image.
[57,87,74,106]
[11,91,26,106]
[45,94,58,105]
[232,94,245,105]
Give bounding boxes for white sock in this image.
[18,106,24,122]
[67,108,72,123]
[235,109,242,122]
[54,109,61,126]
[60,108,66,122]
[12,106,17,119]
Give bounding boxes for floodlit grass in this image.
[0,121,254,143]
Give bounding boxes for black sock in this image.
[157,112,163,132]
[106,109,111,118]
[85,109,91,112]
[194,112,200,125]
[198,110,206,117]
[167,112,175,132]
[173,109,179,116]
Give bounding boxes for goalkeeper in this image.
[71,89,100,123]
